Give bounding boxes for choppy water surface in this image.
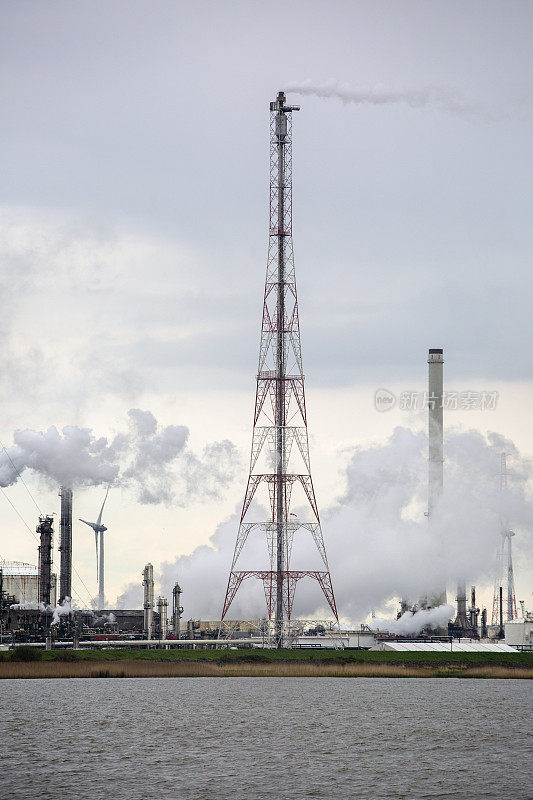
[2,677,531,799]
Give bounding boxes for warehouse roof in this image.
[374,641,517,652]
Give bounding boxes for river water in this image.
[2,677,531,799]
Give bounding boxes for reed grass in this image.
[0,660,531,679]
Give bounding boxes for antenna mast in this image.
[221,92,338,646]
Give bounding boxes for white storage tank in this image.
[0,561,57,606]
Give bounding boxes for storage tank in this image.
[0,561,57,606]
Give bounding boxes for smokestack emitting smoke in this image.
[284,80,482,118]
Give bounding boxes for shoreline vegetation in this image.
[1,647,532,679]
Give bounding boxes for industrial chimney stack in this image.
[427,348,446,606]
[58,487,73,603]
[428,348,444,519]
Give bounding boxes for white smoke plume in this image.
[0,408,240,505]
[115,582,143,610]
[91,611,116,627]
[50,597,72,626]
[10,601,47,612]
[284,79,485,119]
[154,426,532,625]
[10,596,73,626]
[371,604,455,635]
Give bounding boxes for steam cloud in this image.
[153,426,532,625]
[371,604,455,635]
[284,79,484,119]
[51,597,72,626]
[10,601,48,612]
[92,611,116,627]
[10,596,72,625]
[0,408,239,505]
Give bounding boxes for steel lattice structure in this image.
[221,92,338,646]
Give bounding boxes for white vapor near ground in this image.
[0,408,239,506]
[151,426,532,625]
[10,596,72,626]
[371,604,455,635]
[9,601,47,612]
[50,597,72,626]
[284,79,487,119]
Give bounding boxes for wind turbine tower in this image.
[79,487,110,611]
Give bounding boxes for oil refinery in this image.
[0,92,531,655]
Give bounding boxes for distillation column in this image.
[37,516,54,606]
[142,563,154,639]
[157,596,168,640]
[172,582,183,638]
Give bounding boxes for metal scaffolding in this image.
[37,515,54,606]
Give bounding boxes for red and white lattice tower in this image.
[221,91,338,647]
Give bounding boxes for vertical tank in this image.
[157,596,168,640]
[172,582,183,638]
[142,563,154,639]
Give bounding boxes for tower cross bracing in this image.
[221,91,338,646]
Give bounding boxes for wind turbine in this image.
[79,487,109,611]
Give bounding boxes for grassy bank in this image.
[1,647,531,678]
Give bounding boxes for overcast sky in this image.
[1,1,532,619]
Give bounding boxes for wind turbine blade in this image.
[79,518,96,530]
[95,532,99,581]
[96,486,110,526]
